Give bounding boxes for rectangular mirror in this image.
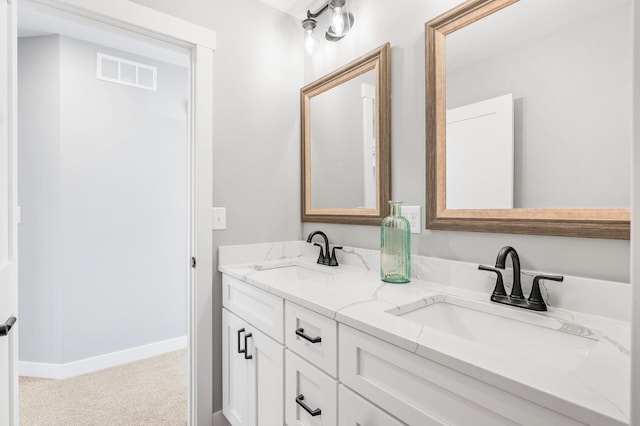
[302,43,391,225]
[425,0,631,239]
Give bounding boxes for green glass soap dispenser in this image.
[380,201,411,283]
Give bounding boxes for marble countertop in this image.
[218,244,630,426]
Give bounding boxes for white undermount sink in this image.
[253,260,335,280]
[391,295,602,372]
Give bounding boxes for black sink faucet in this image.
[495,246,524,300]
[306,230,342,266]
[479,246,563,311]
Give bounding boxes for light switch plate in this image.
[401,205,421,234]
[212,207,226,230]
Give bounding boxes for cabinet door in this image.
[338,385,405,426]
[246,323,284,426]
[285,350,337,426]
[223,309,252,426]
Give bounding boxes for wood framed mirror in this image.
[301,43,391,225]
[425,0,631,239]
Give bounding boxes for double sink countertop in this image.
[218,242,631,426]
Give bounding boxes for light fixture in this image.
[327,0,353,40]
[302,18,317,56]
[301,0,355,53]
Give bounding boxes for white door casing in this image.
[3,1,216,424]
[446,93,514,209]
[361,83,376,209]
[0,0,18,424]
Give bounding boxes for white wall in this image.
[131,0,303,413]
[301,0,631,284]
[18,35,189,364]
[446,3,631,209]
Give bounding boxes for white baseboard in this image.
[20,335,187,379]
[213,410,230,426]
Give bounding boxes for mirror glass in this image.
[444,0,631,210]
[426,0,631,238]
[310,70,376,209]
[302,43,390,225]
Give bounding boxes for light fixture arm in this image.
[306,1,330,19]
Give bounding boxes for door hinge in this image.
[191,257,196,268]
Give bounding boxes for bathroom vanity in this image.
[219,241,630,426]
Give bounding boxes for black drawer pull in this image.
[237,328,246,354]
[243,332,253,360]
[295,394,321,417]
[0,316,16,337]
[295,328,321,344]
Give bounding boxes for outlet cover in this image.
[401,205,421,234]
[212,207,226,230]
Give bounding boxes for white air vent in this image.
[97,53,157,91]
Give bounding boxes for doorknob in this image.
[0,316,16,337]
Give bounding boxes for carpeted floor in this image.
[19,349,187,426]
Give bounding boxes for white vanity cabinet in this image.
[222,275,285,426]
[222,271,591,426]
[339,324,585,426]
[338,385,405,426]
[222,272,403,426]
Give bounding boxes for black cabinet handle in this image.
[237,328,246,354]
[243,332,253,360]
[295,328,321,344]
[0,316,16,337]
[295,394,321,417]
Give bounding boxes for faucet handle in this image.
[313,243,327,265]
[528,274,564,311]
[479,265,507,297]
[328,246,343,267]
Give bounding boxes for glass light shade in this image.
[304,29,316,55]
[329,1,351,37]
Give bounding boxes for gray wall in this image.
[18,35,62,363]
[446,3,631,209]
[18,35,189,363]
[302,0,631,283]
[131,0,303,413]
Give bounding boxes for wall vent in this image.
[97,53,157,91]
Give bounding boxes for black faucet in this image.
[479,246,563,311]
[306,230,342,266]
[495,246,524,300]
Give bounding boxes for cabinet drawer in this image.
[286,350,337,426]
[222,274,284,343]
[285,301,337,377]
[338,385,405,426]
[339,325,584,426]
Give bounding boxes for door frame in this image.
[10,1,216,424]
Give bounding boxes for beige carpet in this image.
[20,349,187,426]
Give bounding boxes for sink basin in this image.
[253,261,334,280]
[392,295,601,371]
